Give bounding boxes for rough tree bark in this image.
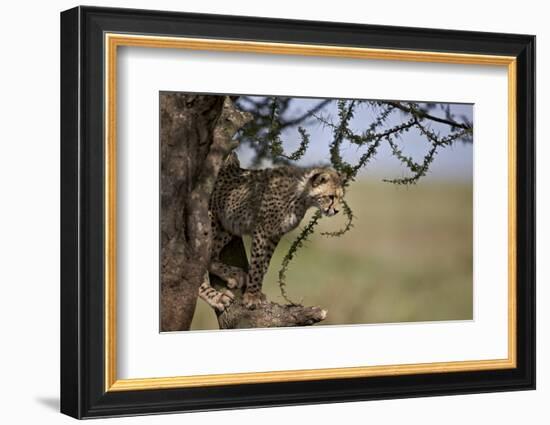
[160,93,327,331]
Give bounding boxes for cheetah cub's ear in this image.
[310,171,328,187]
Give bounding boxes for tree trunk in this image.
[160,93,327,331]
[160,93,246,331]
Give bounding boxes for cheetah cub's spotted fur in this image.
[199,153,345,310]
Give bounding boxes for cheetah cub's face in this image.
[308,169,345,217]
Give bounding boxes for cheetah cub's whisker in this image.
[200,152,345,310]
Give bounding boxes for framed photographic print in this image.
[60,6,536,419]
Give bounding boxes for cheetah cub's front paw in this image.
[242,291,266,309]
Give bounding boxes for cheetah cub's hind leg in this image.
[208,218,248,290]
[197,217,246,313]
[210,262,247,289]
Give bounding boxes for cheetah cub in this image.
[199,153,345,310]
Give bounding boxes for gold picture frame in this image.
[104,33,517,391]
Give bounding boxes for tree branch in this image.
[386,101,472,130]
[218,301,327,329]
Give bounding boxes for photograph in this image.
[160,93,474,332]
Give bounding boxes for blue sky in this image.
[237,97,473,182]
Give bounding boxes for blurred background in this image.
[191,96,473,330]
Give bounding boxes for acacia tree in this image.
[160,93,472,331]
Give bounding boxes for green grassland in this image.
[191,179,473,330]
